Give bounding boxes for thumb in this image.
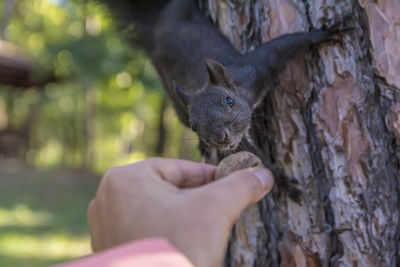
[203,168,274,221]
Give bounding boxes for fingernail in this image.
[252,169,274,191]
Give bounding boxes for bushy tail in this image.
[98,0,170,51]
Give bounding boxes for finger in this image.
[199,168,274,221]
[143,158,216,188]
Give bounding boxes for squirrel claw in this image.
[322,13,353,34]
[269,165,302,205]
[325,36,343,44]
[340,26,355,33]
[288,178,300,185]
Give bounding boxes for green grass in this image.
[0,162,100,266]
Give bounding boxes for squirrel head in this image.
[174,59,252,151]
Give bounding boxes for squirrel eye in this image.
[225,96,234,107]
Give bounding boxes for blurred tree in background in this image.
[0,0,200,173]
[0,1,200,266]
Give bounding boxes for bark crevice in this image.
[199,0,400,265]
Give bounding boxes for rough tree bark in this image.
[199,0,400,266]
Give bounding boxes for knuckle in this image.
[143,157,162,165]
[100,167,126,193]
[101,163,149,192]
[102,167,121,181]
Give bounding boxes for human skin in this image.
[87,158,274,267]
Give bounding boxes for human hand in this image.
[87,158,274,267]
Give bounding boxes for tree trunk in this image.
[200,0,400,266]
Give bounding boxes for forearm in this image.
[54,238,195,267]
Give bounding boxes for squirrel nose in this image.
[216,129,229,144]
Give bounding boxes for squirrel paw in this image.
[324,13,353,34]
[269,165,302,204]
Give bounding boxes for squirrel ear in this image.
[205,59,235,90]
[173,81,189,106]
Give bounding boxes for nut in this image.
[214,151,264,180]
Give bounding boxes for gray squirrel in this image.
[153,1,349,151]
[102,0,351,201]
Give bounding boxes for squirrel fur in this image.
[152,0,348,153]
[101,0,351,202]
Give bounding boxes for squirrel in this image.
[101,0,351,202]
[152,0,350,150]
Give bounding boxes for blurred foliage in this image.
[0,166,98,266]
[0,0,201,265]
[0,0,200,173]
